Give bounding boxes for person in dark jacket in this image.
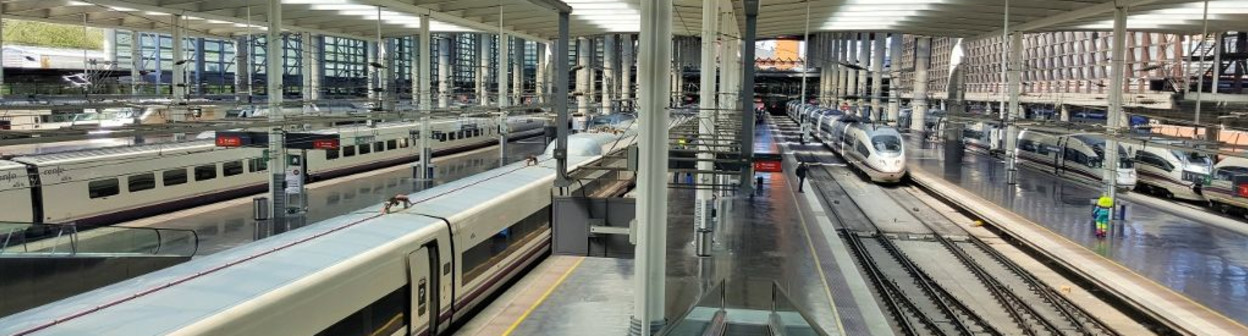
[796,162,809,193]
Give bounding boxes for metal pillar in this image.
[857,33,870,113]
[695,0,718,257]
[514,38,524,104]
[499,31,511,163]
[554,12,572,187]
[478,34,491,106]
[911,37,931,133]
[739,1,759,194]
[631,0,671,333]
[171,15,185,104]
[622,34,634,102]
[235,36,251,101]
[887,34,903,124]
[301,33,316,113]
[438,37,451,108]
[266,0,287,220]
[131,30,142,98]
[536,43,548,103]
[1005,32,1022,185]
[368,40,378,101]
[1060,104,1070,121]
[870,33,885,120]
[417,15,433,180]
[1213,32,1223,95]
[798,1,809,139]
[838,36,850,106]
[602,34,616,114]
[998,0,1010,121]
[577,37,591,115]
[1105,5,1128,217]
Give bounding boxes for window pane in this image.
[128,173,156,192]
[89,179,120,199]
[374,142,384,152]
[223,161,244,176]
[359,144,371,155]
[326,149,340,160]
[163,169,188,186]
[195,165,218,181]
[344,146,356,157]
[387,139,397,150]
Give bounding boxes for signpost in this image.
[215,131,338,221]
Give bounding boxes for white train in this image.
[0,117,546,226]
[1014,130,1137,190]
[0,126,643,336]
[788,102,907,183]
[1125,142,1213,201]
[1203,157,1248,214]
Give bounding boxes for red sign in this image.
[312,139,340,150]
[754,160,783,173]
[216,136,242,147]
[1237,183,1248,198]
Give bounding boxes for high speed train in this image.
[0,123,650,336]
[1125,142,1213,201]
[0,117,546,226]
[788,102,907,183]
[1013,130,1136,190]
[1206,157,1248,214]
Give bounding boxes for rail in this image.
[0,222,198,257]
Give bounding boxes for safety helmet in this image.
[1097,196,1114,208]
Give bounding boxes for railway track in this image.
[880,186,1116,336]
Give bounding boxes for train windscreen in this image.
[872,136,903,156]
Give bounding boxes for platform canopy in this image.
[4,0,1248,40]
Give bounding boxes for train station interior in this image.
[3,0,1248,335]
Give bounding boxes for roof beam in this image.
[972,0,1166,40]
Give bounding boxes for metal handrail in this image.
[769,282,832,336]
[0,222,198,256]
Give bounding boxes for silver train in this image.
[0,126,643,336]
[787,101,907,182]
[0,118,546,226]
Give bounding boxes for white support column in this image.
[857,32,870,112]
[1006,32,1022,184]
[1105,5,1127,213]
[1213,32,1223,94]
[577,37,590,115]
[870,33,885,120]
[536,42,547,104]
[171,15,185,104]
[887,33,903,124]
[1060,104,1070,121]
[499,33,510,108]
[0,10,4,100]
[381,38,394,111]
[438,37,451,108]
[602,34,615,114]
[622,34,634,102]
[235,35,251,101]
[302,33,315,114]
[417,15,433,180]
[131,31,142,98]
[838,36,850,107]
[694,0,718,257]
[632,0,671,333]
[911,37,931,132]
[265,0,288,220]
[368,40,378,101]
[514,39,524,104]
[478,34,491,106]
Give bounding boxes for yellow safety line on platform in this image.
[501,257,586,336]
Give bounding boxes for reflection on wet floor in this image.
[179,140,549,255]
[905,137,1248,325]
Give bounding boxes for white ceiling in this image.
[3,0,1248,42]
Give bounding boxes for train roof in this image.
[0,160,27,170]
[0,210,443,335]
[0,130,630,335]
[10,140,217,166]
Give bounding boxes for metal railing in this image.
[660,281,828,336]
[0,222,198,257]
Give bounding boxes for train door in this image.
[408,244,441,335]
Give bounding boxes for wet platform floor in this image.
[905,137,1248,326]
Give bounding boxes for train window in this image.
[88,179,120,198]
[326,149,340,160]
[223,161,244,176]
[399,138,409,148]
[461,205,551,284]
[473,129,482,137]
[1018,139,1037,152]
[127,173,156,193]
[248,158,269,172]
[358,144,371,155]
[343,146,356,157]
[856,142,871,158]
[315,286,407,336]
[386,139,397,150]
[374,142,385,152]
[195,165,217,181]
[163,169,187,186]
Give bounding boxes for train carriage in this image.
[1126,142,1212,201]
[1014,130,1136,191]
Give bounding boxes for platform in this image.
[456,115,883,336]
[905,137,1248,334]
[121,138,550,255]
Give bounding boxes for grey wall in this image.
[552,197,635,258]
